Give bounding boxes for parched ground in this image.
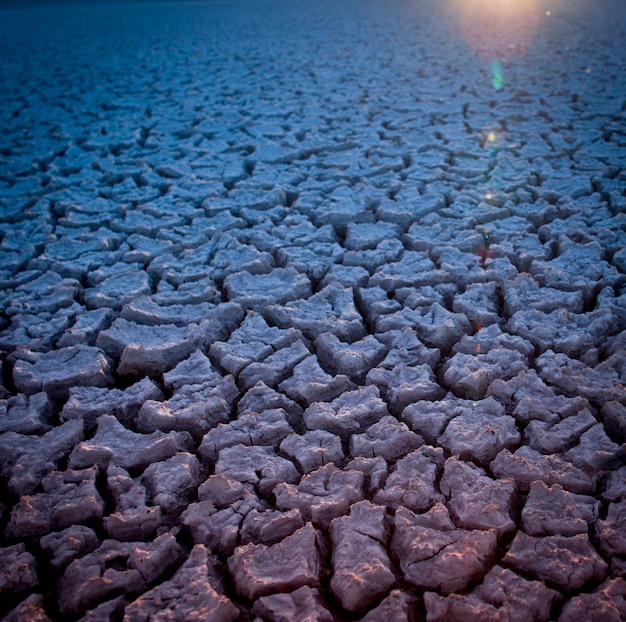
[1,0,625,619]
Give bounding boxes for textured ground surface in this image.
[1,0,626,619]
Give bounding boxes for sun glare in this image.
[455,0,541,61]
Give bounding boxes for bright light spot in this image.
[585,67,592,73]
[483,127,504,148]
[486,192,493,200]
[546,10,552,16]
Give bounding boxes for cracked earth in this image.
[0,0,625,619]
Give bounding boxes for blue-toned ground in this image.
[0,0,625,619]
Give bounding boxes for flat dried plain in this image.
[1,0,625,619]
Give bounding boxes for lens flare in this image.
[482,126,505,149]
[491,60,504,90]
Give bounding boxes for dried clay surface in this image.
[0,0,625,620]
